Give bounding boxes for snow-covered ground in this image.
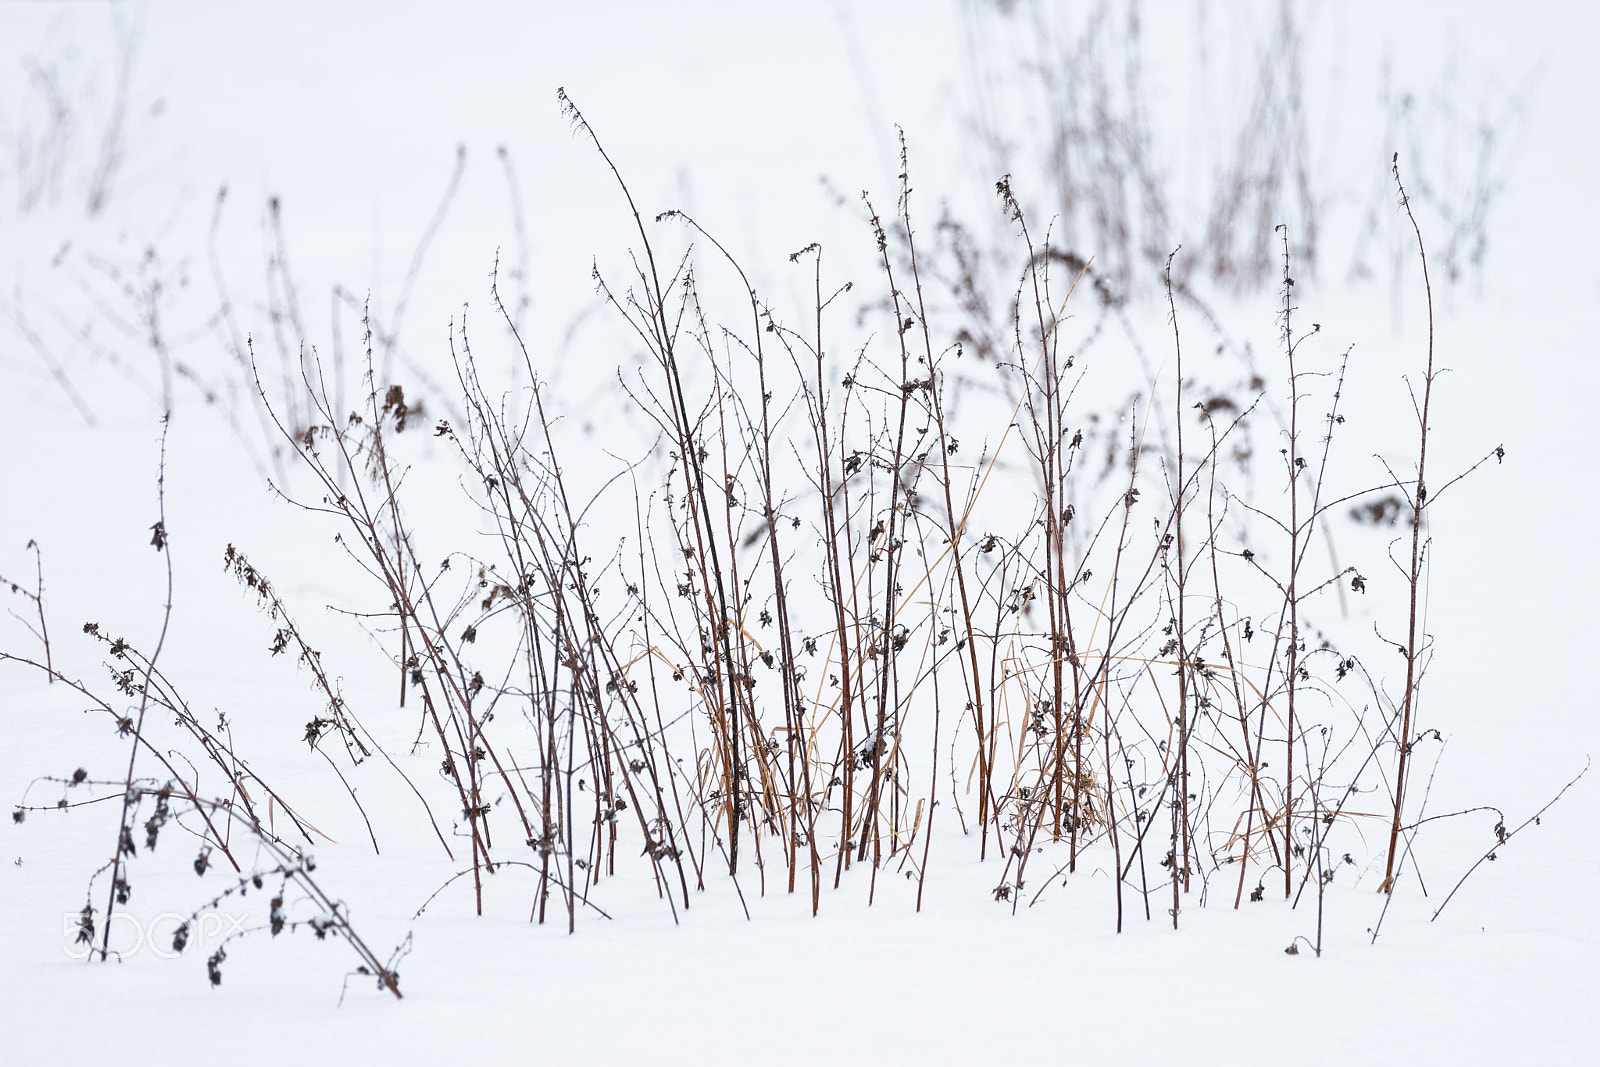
[3,2,1596,1062]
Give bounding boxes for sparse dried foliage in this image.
[2,64,1552,1002]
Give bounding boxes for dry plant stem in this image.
[361,376,498,914]
[34,775,394,992]
[1016,203,1080,857]
[1165,247,1191,923]
[1233,227,1308,903]
[1290,714,1386,909]
[474,279,696,921]
[87,624,319,841]
[249,830,403,998]
[624,478,705,901]
[1100,417,1143,933]
[222,546,450,856]
[438,364,577,920]
[990,178,1094,870]
[1279,225,1302,900]
[1002,264,1071,892]
[668,210,814,891]
[0,541,52,679]
[251,345,499,913]
[857,189,915,877]
[921,320,990,860]
[1382,156,1437,894]
[898,168,980,904]
[660,321,746,877]
[2,652,248,872]
[795,247,841,912]
[561,90,749,874]
[787,248,863,891]
[909,509,946,913]
[1429,760,1589,922]
[101,415,174,962]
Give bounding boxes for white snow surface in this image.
[2,2,1597,1063]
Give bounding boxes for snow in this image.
[3,2,1597,1062]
